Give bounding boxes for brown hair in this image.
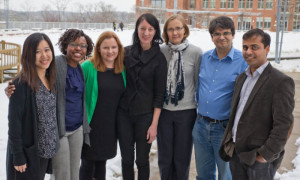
[19,33,56,92]
[91,31,124,74]
[162,14,190,44]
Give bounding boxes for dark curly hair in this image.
[57,29,94,56]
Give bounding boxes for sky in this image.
[7,0,136,12]
[0,29,300,179]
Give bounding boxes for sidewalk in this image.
[149,72,300,180]
[277,72,300,174]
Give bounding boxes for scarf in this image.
[165,40,189,106]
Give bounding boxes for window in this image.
[256,17,263,28]
[282,0,290,6]
[238,17,251,30]
[203,0,209,8]
[220,0,226,8]
[266,0,273,9]
[151,0,166,8]
[239,0,245,8]
[281,0,290,11]
[246,0,253,9]
[202,19,208,27]
[293,14,300,31]
[257,0,264,9]
[264,17,271,29]
[296,2,300,12]
[174,0,177,9]
[228,0,234,9]
[210,0,216,8]
[190,0,195,8]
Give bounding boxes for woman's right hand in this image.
[14,164,27,173]
[5,81,15,98]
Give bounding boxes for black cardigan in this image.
[120,45,167,116]
[6,78,59,180]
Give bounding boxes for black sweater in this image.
[120,45,167,116]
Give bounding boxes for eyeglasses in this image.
[69,43,88,49]
[212,32,232,37]
[167,27,184,33]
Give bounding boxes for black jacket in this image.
[120,45,167,116]
[6,78,59,180]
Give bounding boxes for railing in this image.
[0,41,21,83]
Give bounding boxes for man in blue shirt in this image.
[192,16,248,180]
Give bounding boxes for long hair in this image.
[162,14,190,44]
[91,31,124,74]
[19,33,56,92]
[132,13,163,50]
[57,29,94,57]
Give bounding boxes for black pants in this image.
[230,151,276,180]
[157,109,196,180]
[117,108,153,180]
[79,159,107,180]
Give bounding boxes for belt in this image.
[198,114,228,123]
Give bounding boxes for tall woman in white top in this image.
[157,14,202,180]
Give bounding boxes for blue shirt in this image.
[197,47,248,120]
[65,64,84,132]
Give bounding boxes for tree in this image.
[21,1,34,21]
[41,4,59,22]
[51,0,72,21]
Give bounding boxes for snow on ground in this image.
[0,29,300,179]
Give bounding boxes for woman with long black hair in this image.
[6,33,58,180]
[117,13,167,180]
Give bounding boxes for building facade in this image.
[136,0,300,31]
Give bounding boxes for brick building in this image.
[135,0,300,31]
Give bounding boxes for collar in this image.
[209,46,235,62]
[127,45,160,67]
[245,61,269,77]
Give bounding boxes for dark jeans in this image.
[230,151,276,180]
[79,159,107,180]
[117,108,153,180]
[157,109,196,180]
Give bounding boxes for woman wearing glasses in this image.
[157,14,202,180]
[5,29,93,180]
[52,29,93,180]
[117,13,167,180]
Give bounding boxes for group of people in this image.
[5,13,295,180]
[113,21,124,32]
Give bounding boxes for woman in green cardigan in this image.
[79,31,126,180]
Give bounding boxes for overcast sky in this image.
[7,0,136,12]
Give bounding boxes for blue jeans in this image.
[192,115,232,180]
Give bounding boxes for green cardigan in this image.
[81,60,126,124]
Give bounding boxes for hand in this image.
[5,81,15,98]
[256,154,267,163]
[146,124,157,144]
[14,164,27,173]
